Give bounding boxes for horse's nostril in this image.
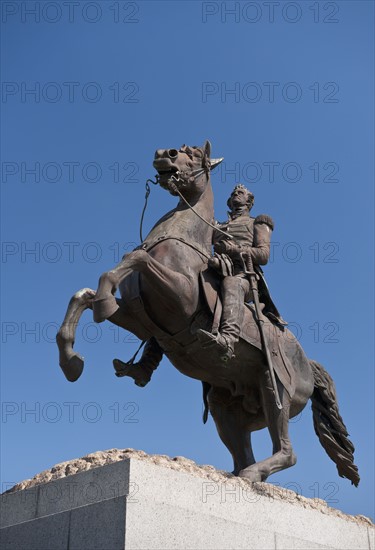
[168,149,178,158]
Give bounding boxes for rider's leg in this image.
[198,275,250,361]
[220,275,250,349]
[113,337,163,387]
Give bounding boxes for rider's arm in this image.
[212,221,222,245]
[250,214,274,266]
[212,220,231,252]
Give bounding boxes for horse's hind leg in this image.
[239,371,296,482]
[56,288,96,382]
[209,387,256,475]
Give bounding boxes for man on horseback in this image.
[57,142,360,487]
[114,183,284,383]
[198,183,285,361]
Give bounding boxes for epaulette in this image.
[254,214,274,230]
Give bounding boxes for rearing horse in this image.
[56,141,359,486]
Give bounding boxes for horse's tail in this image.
[310,360,360,486]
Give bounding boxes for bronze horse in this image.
[56,141,359,486]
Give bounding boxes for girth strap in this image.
[137,236,211,260]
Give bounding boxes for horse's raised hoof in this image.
[60,353,84,382]
[113,359,151,387]
[92,297,119,323]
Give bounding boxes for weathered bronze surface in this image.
[56,141,359,486]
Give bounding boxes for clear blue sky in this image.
[1,0,374,520]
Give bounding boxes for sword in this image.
[241,251,283,410]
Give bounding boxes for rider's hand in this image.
[213,240,226,254]
[215,240,242,258]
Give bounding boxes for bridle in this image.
[139,159,233,242]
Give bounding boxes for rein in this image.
[140,236,211,261]
[139,179,158,242]
[139,174,234,243]
[168,177,234,240]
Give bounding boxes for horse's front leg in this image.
[92,254,134,322]
[56,288,96,381]
[93,250,193,323]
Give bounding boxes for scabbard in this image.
[241,253,282,410]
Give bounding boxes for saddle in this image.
[124,268,295,399]
[199,268,296,399]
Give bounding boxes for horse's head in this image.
[153,140,223,198]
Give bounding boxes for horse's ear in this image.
[203,140,211,159]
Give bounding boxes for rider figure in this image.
[113,184,284,382]
[197,183,280,361]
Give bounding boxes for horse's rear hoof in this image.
[238,466,266,483]
[60,354,84,382]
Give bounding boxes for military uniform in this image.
[204,212,275,357]
[214,212,274,272]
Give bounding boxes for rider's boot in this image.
[113,337,163,387]
[198,276,247,363]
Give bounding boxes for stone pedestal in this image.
[1,454,373,550]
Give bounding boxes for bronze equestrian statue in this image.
[114,183,285,385]
[56,141,359,486]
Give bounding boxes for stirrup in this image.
[197,330,234,362]
[221,346,234,363]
